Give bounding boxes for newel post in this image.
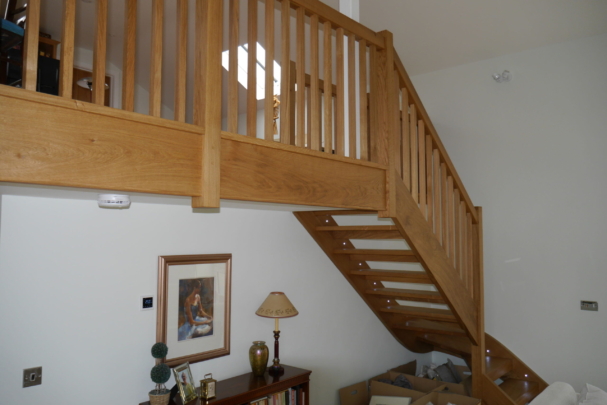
[470,207,486,398]
[370,30,397,218]
[192,0,223,208]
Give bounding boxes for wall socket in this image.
[581,301,598,311]
[23,367,42,388]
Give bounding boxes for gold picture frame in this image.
[173,362,198,404]
[157,254,232,367]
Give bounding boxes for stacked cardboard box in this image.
[339,361,479,405]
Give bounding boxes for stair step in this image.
[366,288,444,303]
[335,249,418,262]
[380,305,457,323]
[313,210,376,216]
[393,319,466,336]
[417,334,472,357]
[499,379,539,405]
[316,225,403,240]
[486,356,513,381]
[351,269,432,284]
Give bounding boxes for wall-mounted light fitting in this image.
[492,70,511,83]
[98,194,131,209]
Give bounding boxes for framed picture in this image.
[173,362,198,404]
[157,254,232,367]
[369,395,411,405]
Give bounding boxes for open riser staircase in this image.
[295,205,548,405]
[1,1,549,404]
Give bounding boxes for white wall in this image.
[410,34,607,390]
[0,193,430,404]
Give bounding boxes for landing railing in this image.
[6,0,484,374]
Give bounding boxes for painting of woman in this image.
[177,278,214,341]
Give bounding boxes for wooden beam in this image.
[192,0,223,208]
[221,133,386,210]
[0,87,201,195]
[391,172,479,344]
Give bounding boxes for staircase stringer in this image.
[293,210,434,354]
[391,175,479,345]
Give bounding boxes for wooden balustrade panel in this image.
[467,213,474,297]
[425,135,434,230]
[401,90,410,190]
[22,0,41,91]
[335,28,345,156]
[175,0,188,122]
[279,0,292,144]
[92,0,108,105]
[461,203,469,288]
[227,0,239,132]
[264,0,275,141]
[122,0,137,112]
[347,34,356,158]
[149,0,163,117]
[247,0,258,137]
[418,119,426,217]
[447,175,454,260]
[410,105,418,203]
[310,14,321,151]
[433,149,441,241]
[459,200,466,278]
[323,21,333,154]
[454,189,461,272]
[359,40,368,161]
[59,0,76,98]
[296,7,306,147]
[393,72,401,178]
[441,162,448,253]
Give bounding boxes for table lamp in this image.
[255,292,298,376]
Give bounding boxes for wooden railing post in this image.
[470,207,486,398]
[22,0,41,91]
[192,0,223,208]
[371,30,396,218]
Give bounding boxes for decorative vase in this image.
[148,389,170,405]
[249,340,269,377]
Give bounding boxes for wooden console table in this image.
[139,365,311,405]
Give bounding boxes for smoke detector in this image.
[98,194,131,209]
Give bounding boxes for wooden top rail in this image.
[393,51,479,224]
[285,0,385,49]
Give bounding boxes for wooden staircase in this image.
[295,209,548,405]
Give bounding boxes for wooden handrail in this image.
[288,0,385,49]
[394,51,479,224]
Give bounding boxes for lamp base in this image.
[268,364,284,376]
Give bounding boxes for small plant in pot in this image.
[149,342,171,405]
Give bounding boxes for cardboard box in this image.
[432,384,467,396]
[371,371,443,393]
[339,361,417,405]
[411,392,481,405]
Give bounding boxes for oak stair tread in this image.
[366,288,444,303]
[499,379,539,405]
[335,249,418,262]
[317,225,403,239]
[380,305,456,322]
[313,210,376,216]
[486,356,513,381]
[393,319,466,336]
[418,333,472,357]
[351,269,431,283]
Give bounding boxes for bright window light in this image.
[222,43,281,100]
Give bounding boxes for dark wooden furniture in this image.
[139,365,310,405]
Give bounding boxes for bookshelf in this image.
[139,365,310,405]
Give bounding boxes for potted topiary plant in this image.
[149,342,171,405]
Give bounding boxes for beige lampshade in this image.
[255,292,299,319]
